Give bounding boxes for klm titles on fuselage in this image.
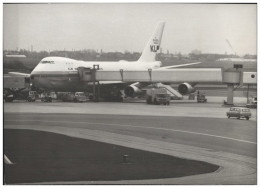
[68,67,78,71]
[40,60,54,64]
[67,67,103,70]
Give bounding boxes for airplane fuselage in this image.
[30,56,162,91]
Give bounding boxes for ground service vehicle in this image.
[197,93,207,103]
[4,93,15,102]
[40,92,57,102]
[4,89,38,102]
[246,96,257,108]
[74,92,87,102]
[4,76,30,89]
[226,107,251,120]
[40,94,53,102]
[60,92,87,102]
[4,76,33,102]
[27,91,38,102]
[146,88,170,105]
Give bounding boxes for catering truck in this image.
[3,76,38,102]
[146,88,170,105]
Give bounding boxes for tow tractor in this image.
[197,93,207,103]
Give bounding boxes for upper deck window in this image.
[41,60,54,64]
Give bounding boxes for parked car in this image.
[226,107,251,120]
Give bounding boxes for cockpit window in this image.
[41,60,54,64]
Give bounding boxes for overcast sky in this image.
[3,3,257,55]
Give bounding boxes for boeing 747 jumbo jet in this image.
[9,22,201,100]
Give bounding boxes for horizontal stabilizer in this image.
[159,62,202,69]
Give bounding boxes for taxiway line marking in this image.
[4,154,13,165]
[5,119,257,145]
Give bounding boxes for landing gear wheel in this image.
[146,97,152,104]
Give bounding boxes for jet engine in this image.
[178,82,196,95]
[124,82,147,97]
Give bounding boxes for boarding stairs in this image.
[156,83,183,99]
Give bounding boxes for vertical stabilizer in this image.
[138,22,165,62]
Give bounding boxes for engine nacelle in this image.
[124,82,149,97]
[178,82,196,95]
[124,85,142,97]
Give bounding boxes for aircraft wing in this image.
[99,81,124,85]
[8,72,30,77]
[158,62,202,69]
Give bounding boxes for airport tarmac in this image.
[3,98,257,184]
[3,97,257,121]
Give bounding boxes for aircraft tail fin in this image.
[138,22,165,62]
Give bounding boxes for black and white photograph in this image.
[3,2,257,185]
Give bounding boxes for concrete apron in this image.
[5,124,256,185]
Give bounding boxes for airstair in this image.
[156,83,183,99]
